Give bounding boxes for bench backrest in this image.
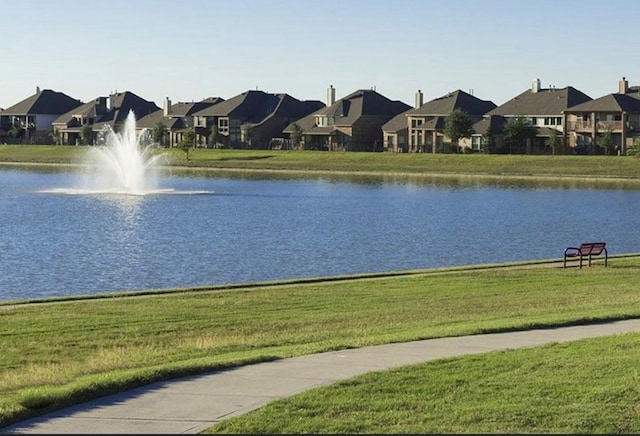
[579,242,606,255]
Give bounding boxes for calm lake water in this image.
[1,167,639,302]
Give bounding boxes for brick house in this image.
[284,86,411,151]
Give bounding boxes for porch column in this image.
[591,111,597,155]
[432,131,437,153]
[621,112,627,155]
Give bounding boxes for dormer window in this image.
[315,115,334,127]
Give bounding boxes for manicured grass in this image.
[3,148,640,432]
[3,146,640,183]
[2,257,640,431]
[207,332,640,434]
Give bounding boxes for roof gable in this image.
[316,89,411,123]
[91,91,160,129]
[487,86,592,116]
[409,89,496,117]
[563,93,640,113]
[1,89,82,116]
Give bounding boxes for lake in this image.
[1,166,638,302]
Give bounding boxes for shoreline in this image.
[3,160,640,186]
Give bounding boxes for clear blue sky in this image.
[2,0,639,109]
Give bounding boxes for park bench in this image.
[563,242,608,269]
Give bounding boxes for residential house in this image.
[484,79,592,154]
[563,77,640,155]
[404,89,496,153]
[52,91,160,145]
[192,90,324,149]
[381,90,425,152]
[464,115,506,153]
[136,97,224,147]
[0,87,83,144]
[284,86,411,152]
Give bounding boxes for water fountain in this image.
[45,110,211,196]
[80,110,167,195]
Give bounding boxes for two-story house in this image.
[401,89,496,153]
[284,86,411,151]
[563,77,640,155]
[483,79,592,154]
[0,87,83,144]
[52,91,160,145]
[136,97,224,147]
[192,90,324,149]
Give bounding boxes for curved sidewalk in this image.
[4,319,640,434]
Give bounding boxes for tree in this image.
[152,122,167,147]
[9,125,22,140]
[545,128,562,155]
[480,130,495,154]
[208,124,219,148]
[80,124,93,145]
[241,125,254,149]
[50,128,61,145]
[179,129,196,160]
[626,136,640,156]
[598,128,614,155]
[290,123,303,150]
[444,109,474,153]
[503,116,537,154]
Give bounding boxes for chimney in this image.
[163,97,172,116]
[327,85,335,106]
[532,78,541,93]
[619,77,629,94]
[415,89,424,108]
[35,86,41,94]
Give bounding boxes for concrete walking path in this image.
[3,318,640,434]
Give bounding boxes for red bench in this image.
[563,242,607,269]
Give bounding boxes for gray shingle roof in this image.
[407,89,496,117]
[91,92,160,130]
[487,86,592,116]
[52,98,110,126]
[0,89,82,116]
[193,90,324,130]
[285,89,411,134]
[563,93,640,113]
[382,109,412,133]
[471,115,505,135]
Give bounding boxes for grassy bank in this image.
[2,145,640,181]
[2,257,640,432]
[3,147,640,432]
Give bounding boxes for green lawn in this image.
[3,146,640,182]
[2,148,640,432]
[2,257,640,432]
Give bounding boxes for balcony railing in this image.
[567,120,624,131]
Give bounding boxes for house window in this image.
[471,136,481,150]
[614,115,622,121]
[218,118,229,134]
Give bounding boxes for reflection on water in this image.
[2,167,640,302]
[167,166,640,191]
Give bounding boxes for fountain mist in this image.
[83,110,165,195]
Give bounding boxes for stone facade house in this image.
[0,87,83,144]
[192,90,324,149]
[284,86,411,151]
